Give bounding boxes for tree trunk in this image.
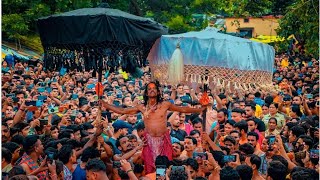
[130,0,142,16]
[18,39,21,50]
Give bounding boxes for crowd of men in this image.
[1,51,319,180]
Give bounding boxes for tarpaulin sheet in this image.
[148,28,274,72]
[37,8,168,48]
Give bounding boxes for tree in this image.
[277,0,319,57]
[219,0,272,17]
[2,14,29,49]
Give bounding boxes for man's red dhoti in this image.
[142,131,173,174]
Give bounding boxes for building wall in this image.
[225,17,280,37]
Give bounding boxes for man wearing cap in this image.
[101,81,207,174]
[108,120,131,154]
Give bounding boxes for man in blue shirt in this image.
[108,120,131,154]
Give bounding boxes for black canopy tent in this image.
[37,7,168,75]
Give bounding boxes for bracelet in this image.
[126,169,133,174]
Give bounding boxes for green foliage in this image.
[277,0,319,58]
[166,15,193,34]
[2,0,316,56]
[220,0,272,17]
[2,14,29,39]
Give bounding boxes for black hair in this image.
[220,166,240,180]
[185,158,199,171]
[246,117,257,124]
[190,129,201,136]
[134,163,144,174]
[235,165,253,180]
[194,177,207,180]
[55,160,64,176]
[11,135,24,146]
[220,146,230,155]
[8,165,26,178]
[13,122,29,132]
[85,158,107,172]
[290,125,306,139]
[172,142,184,152]
[245,103,256,111]
[234,120,248,133]
[115,135,127,149]
[271,155,288,169]
[291,167,319,180]
[267,161,287,180]
[191,117,203,126]
[65,124,81,133]
[23,135,39,155]
[223,136,236,145]
[81,147,100,162]
[230,130,240,137]
[225,119,236,126]
[2,147,12,163]
[217,108,228,116]
[66,139,82,148]
[291,104,303,117]
[297,135,314,148]
[58,145,74,164]
[2,142,20,152]
[239,143,254,155]
[127,134,138,140]
[254,92,261,98]
[247,131,259,141]
[185,136,197,145]
[82,122,94,130]
[50,125,59,131]
[143,81,163,106]
[268,117,278,125]
[58,129,73,139]
[155,155,170,168]
[232,108,245,115]
[248,154,261,170]
[285,122,298,130]
[218,93,227,100]
[169,166,188,180]
[269,102,279,109]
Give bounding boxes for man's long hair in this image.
[143,81,163,106]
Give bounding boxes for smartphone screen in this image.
[113,100,120,107]
[310,149,319,159]
[40,119,48,126]
[38,87,46,93]
[268,136,276,145]
[223,155,236,163]
[156,167,166,177]
[25,101,37,106]
[193,152,208,160]
[285,143,294,152]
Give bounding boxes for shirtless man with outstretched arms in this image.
[101,82,206,173]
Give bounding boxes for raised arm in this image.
[100,100,141,115]
[167,101,206,113]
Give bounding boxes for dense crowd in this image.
[1,51,319,180]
